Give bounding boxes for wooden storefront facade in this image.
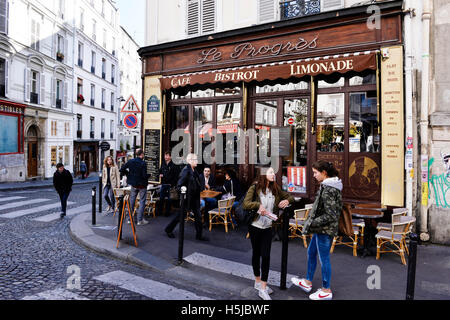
[139,1,405,205]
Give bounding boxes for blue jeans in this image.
[200,197,218,211]
[103,185,115,209]
[306,234,333,289]
[58,191,70,214]
[129,186,147,222]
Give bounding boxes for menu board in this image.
[272,126,291,157]
[144,129,161,183]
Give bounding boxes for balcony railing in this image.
[30,92,39,104]
[280,0,321,20]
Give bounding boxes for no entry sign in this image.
[123,114,138,129]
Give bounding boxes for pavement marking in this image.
[184,252,296,289]
[94,270,213,300]
[0,201,75,219]
[22,288,89,300]
[0,196,27,203]
[33,204,92,222]
[0,198,51,210]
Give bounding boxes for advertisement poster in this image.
[287,166,307,193]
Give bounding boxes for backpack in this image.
[338,203,354,237]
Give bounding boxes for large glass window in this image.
[169,106,189,163]
[216,102,241,171]
[349,91,379,153]
[254,100,277,167]
[0,115,18,153]
[316,93,345,152]
[194,105,213,168]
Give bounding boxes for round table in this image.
[351,208,385,257]
[200,190,221,199]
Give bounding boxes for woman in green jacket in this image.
[243,167,294,300]
[291,160,342,300]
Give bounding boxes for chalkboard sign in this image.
[272,126,291,157]
[144,129,161,183]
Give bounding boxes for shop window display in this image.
[316,93,345,152]
[349,91,379,153]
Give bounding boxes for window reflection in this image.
[217,103,241,169]
[318,76,344,88]
[349,73,376,86]
[256,81,308,93]
[194,105,213,168]
[349,91,379,152]
[170,105,189,163]
[316,93,345,152]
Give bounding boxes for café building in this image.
[138,1,405,206]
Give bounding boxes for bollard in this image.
[280,205,291,290]
[98,174,102,213]
[177,186,187,265]
[91,186,96,225]
[117,195,124,241]
[406,233,418,300]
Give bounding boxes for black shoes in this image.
[60,212,66,219]
[165,229,175,238]
[196,236,209,242]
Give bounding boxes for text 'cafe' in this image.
[138,1,405,207]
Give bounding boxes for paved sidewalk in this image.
[0,174,99,191]
[70,208,450,300]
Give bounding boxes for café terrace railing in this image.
[280,0,321,20]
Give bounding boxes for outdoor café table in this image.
[200,190,221,199]
[351,208,385,257]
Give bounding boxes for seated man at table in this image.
[199,167,218,221]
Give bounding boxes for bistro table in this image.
[351,208,385,257]
[200,190,222,199]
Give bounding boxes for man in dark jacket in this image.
[199,166,217,222]
[165,153,208,241]
[120,149,150,225]
[53,163,73,218]
[158,151,179,216]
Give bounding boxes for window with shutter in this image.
[187,0,200,36]
[258,0,276,23]
[201,0,215,34]
[0,0,7,34]
[321,0,344,12]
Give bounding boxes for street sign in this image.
[100,141,110,151]
[121,95,141,113]
[123,128,140,136]
[287,117,295,125]
[123,114,139,129]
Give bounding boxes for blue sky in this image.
[116,0,145,47]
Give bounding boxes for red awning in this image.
[160,51,378,90]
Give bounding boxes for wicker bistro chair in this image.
[330,226,360,257]
[375,216,416,265]
[131,191,160,219]
[289,205,313,248]
[208,196,236,233]
[352,218,365,246]
[377,208,408,232]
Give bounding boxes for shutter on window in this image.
[187,0,200,36]
[40,73,45,105]
[64,81,68,109]
[259,0,275,23]
[0,0,7,34]
[51,78,56,107]
[64,38,68,58]
[201,0,215,34]
[24,69,30,102]
[321,0,344,12]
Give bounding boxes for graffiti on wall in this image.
[428,153,450,209]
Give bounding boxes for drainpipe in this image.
[419,0,431,242]
[403,0,415,217]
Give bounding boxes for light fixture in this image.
[117,96,126,102]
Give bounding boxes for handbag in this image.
[235,186,258,226]
[221,180,233,200]
[169,186,179,201]
[338,203,353,237]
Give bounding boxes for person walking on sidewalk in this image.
[165,153,209,241]
[291,160,342,300]
[53,163,73,219]
[80,161,87,179]
[102,156,120,215]
[242,167,294,300]
[158,151,179,216]
[119,149,150,226]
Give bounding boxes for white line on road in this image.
[0,202,75,218]
[0,198,50,210]
[184,252,296,288]
[33,204,93,222]
[0,196,26,203]
[94,270,213,300]
[22,288,89,300]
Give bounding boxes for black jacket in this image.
[177,165,201,209]
[159,160,179,186]
[120,157,149,188]
[222,177,244,201]
[53,169,73,194]
[199,173,216,191]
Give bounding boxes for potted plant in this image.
[56,51,64,61]
[77,94,85,104]
[126,142,131,150]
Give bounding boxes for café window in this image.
[194,104,213,170]
[0,114,18,154]
[349,91,379,153]
[256,81,309,93]
[169,105,189,163]
[316,93,345,152]
[216,102,241,172]
[282,98,308,193]
[254,100,277,166]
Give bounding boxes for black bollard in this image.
[406,233,418,300]
[177,186,187,265]
[91,186,96,225]
[117,195,124,241]
[98,174,102,213]
[280,206,291,290]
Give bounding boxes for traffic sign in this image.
[123,114,139,129]
[121,95,141,113]
[287,117,295,125]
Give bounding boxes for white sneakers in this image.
[254,281,273,294]
[291,277,333,300]
[137,219,149,226]
[258,289,271,300]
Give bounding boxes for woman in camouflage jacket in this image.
[291,160,342,300]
